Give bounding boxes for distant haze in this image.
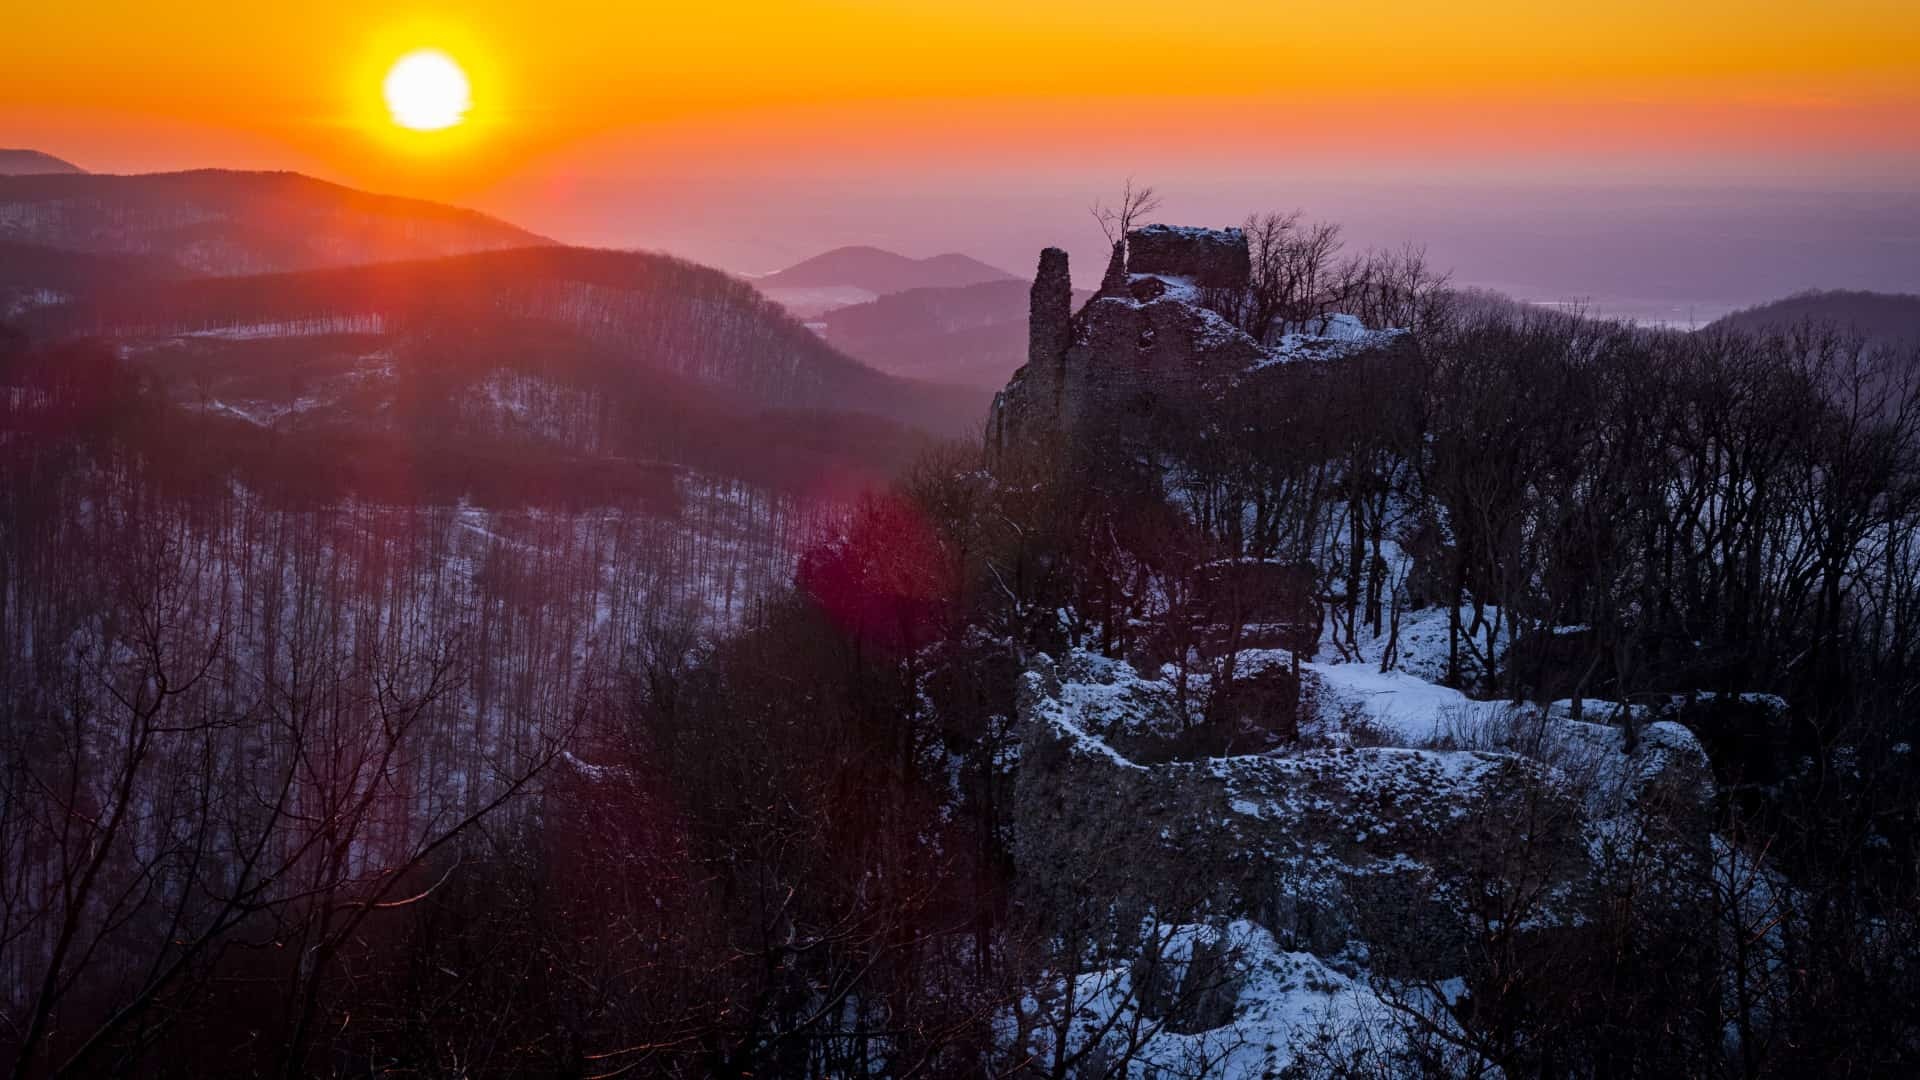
[485,170,1920,329]
[10,151,1916,325]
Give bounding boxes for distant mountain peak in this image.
[756,246,1016,295]
[1707,289,1920,349]
[0,149,85,176]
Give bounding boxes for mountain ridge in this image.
[0,148,85,175]
[755,244,1016,294]
[1707,288,1920,349]
[0,168,549,275]
[26,243,991,439]
[819,278,1096,389]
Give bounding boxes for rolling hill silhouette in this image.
[755,245,1015,295]
[1708,290,1920,350]
[0,169,547,274]
[0,149,84,175]
[4,169,993,498]
[818,279,1094,389]
[18,245,989,493]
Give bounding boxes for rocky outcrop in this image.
[1010,651,1715,975]
[1010,652,1591,965]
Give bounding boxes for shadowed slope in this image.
[1709,289,1920,350]
[0,169,547,274]
[0,149,84,175]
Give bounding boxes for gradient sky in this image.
[7,2,1919,307]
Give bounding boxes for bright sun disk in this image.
[383,49,471,132]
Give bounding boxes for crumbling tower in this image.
[988,246,1074,460]
[1027,246,1073,412]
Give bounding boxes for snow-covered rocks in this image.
[1012,650,1591,964]
[1000,918,1394,1078]
[1008,645,1724,1072]
[1254,314,1407,368]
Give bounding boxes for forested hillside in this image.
[35,245,974,423]
[0,169,546,274]
[1711,289,1920,351]
[0,175,995,1075]
[819,279,1095,388]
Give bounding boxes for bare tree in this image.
[1091,179,1164,253]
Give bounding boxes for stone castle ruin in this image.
[982,224,1722,1048]
[988,224,1263,462]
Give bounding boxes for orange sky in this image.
[5,1,1918,256]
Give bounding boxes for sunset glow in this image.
[6,3,1915,174]
[3,2,1916,287]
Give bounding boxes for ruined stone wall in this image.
[1058,294,1262,440]
[1125,224,1252,288]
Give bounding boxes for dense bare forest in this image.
[3,187,1919,1078]
[1,320,851,1075]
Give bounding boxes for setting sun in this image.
[382,49,470,131]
